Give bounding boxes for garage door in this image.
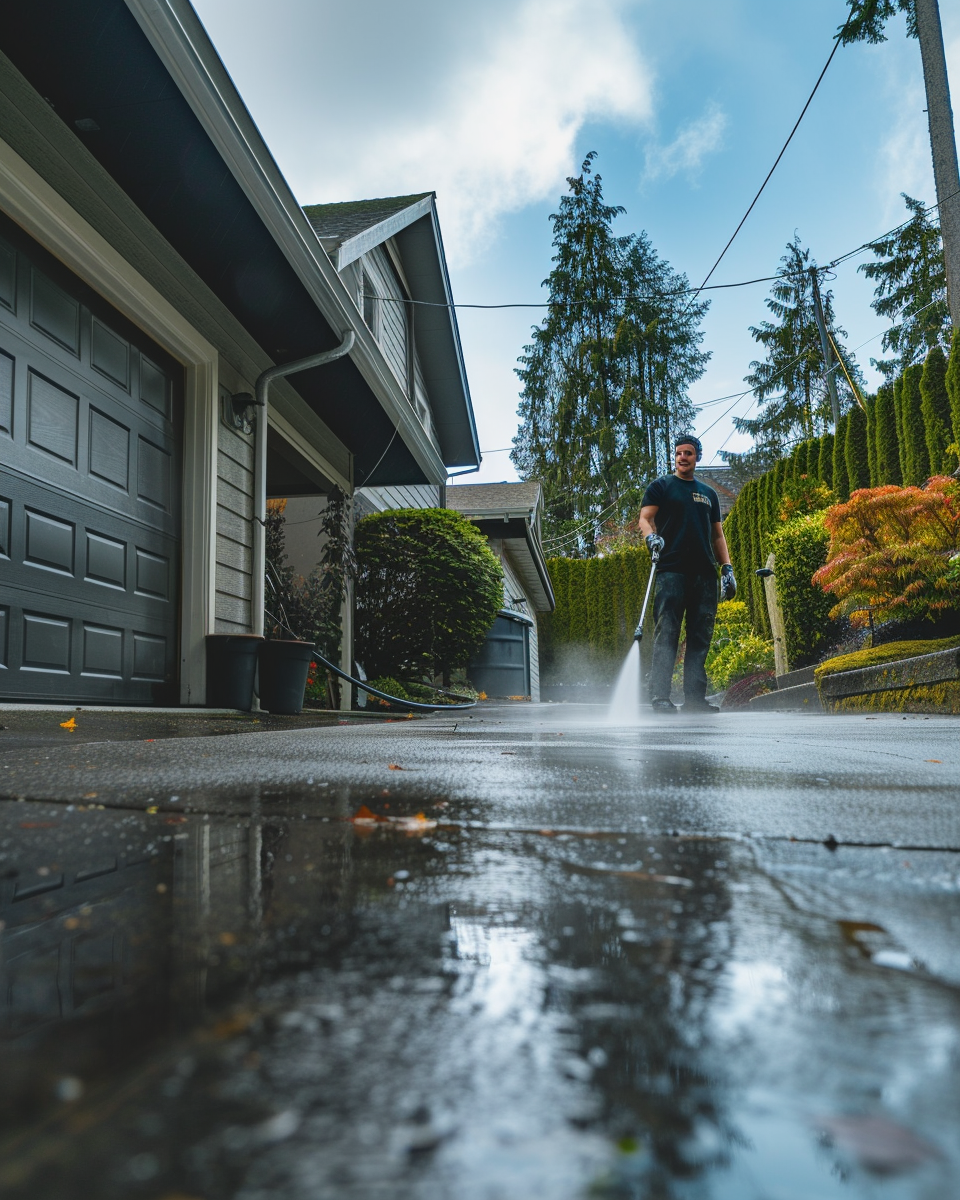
[0,216,182,704]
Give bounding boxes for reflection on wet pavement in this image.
[2,787,958,1199]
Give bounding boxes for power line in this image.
[687,13,852,304]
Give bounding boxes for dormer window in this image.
[361,271,379,336]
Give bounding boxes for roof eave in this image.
[334,194,436,271]
[124,0,446,485]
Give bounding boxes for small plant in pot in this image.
[261,494,355,714]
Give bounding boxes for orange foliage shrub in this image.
[813,477,960,622]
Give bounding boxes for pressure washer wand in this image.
[633,552,659,642]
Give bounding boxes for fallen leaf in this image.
[388,763,404,771]
[82,792,98,799]
[59,717,77,731]
[350,805,384,825]
[146,805,159,814]
[925,759,942,763]
[165,815,188,825]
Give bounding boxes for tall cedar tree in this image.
[920,344,956,472]
[844,402,871,493]
[948,328,960,445]
[900,362,931,484]
[859,195,950,375]
[873,382,902,484]
[513,154,707,552]
[734,238,862,462]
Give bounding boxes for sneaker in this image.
[681,698,720,714]
[650,698,677,713]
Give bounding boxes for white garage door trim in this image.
[0,135,218,705]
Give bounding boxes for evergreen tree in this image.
[818,430,835,487]
[859,194,950,375]
[873,381,902,484]
[513,153,709,551]
[844,402,871,493]
[892,374,908,480]
[920,344,955,473]
[900,362,931,483]
[737,237,862,455]
[864,397,877,485]
[804,438,818,478]
[833,413,851,499]
[947,327,960,447]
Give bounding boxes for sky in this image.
[191,0,959,480]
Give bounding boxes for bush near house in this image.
[354,508,503,684]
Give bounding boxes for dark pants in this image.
[647,571,718,703]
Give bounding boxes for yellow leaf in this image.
[60,717,77,731]
[146,805,158,814]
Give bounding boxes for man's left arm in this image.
[712,522,730,567]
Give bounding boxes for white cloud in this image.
[283,0,653,264]
[643,102,728,183]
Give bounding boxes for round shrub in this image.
[355,508,503,682]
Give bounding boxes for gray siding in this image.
[499,552,540,701]
[353,245,436,443]
[215,390,254,632]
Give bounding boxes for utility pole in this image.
[809,267,841,428]
[915,0,960,328]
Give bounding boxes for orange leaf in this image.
[350,804,384,824]
[60,717,77,731]
[388,763,404,771]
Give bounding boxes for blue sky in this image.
[192,0,959,479]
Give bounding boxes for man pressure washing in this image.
[636,435,736,714]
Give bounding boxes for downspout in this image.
[251,332,356,636]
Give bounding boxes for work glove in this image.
[645,534,664,557]
[720,563,737,600]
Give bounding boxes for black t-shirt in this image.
[641,474,722,574]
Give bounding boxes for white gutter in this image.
[251,333,355,636]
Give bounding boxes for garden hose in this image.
[309,648,478,713]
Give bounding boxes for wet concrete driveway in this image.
[1,703,958,1198]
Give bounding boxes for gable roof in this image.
[303,192,479,472]
[304,194,433,270]
[446,482,542,518]
[446,482,553,612]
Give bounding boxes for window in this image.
[361,271,378,336]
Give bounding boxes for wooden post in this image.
[762,553,788,677]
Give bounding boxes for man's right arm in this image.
[638,505,659,539]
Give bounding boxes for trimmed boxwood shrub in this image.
[769,511,836,668]
[354,508,503,682]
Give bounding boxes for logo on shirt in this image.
[692,493,711,505]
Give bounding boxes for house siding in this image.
[215,388,255,632]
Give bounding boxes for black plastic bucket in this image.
[205,634,263,711]
[258,640,314,715]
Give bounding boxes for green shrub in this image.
[706,601,774,690]
[355,508,503,682]
[769,511,836,667]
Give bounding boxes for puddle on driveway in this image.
[1,795,958,1198]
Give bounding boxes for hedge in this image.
[541,548,651,680]
[725,338,960,645]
